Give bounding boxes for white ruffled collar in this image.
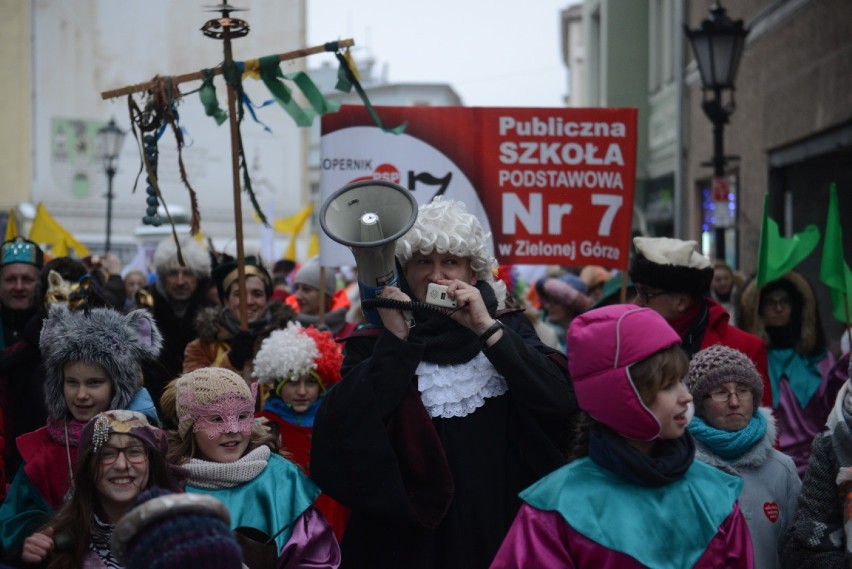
[417,352,507,418]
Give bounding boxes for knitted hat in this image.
[293,257,337,297]
[174,367,256,439]
[211,255,272,303]
[0,236,44,269]
[111,486,243,568]
[40,304,162,420]
[252,322,343,393]
[686,345,764,406]
[79,410,169,456]
[567,304,681,440]
[536,276,593,312]
[629,237,713,297]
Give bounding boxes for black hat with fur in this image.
[40,304,163,420]
[629,237,713,297]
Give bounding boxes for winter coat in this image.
[0,389,156,559]
[310,310,575,569]
[0,313,47,477]
[183,301,295,381]
[740,272,843,474]
[780,433,844,566]
[0,427,75,556]
[258,407,351,541]
[780,376,852,567]
[694,408,801,568]
[184,451,340,566]
[142,281,216,409]
[490,457,753,568]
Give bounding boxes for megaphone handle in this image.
[402,309,415,329]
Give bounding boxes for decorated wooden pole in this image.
[100,40,353,100]
[99,1,356,331]
[201,3,252,330]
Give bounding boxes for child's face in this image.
[279,375,321,414]
[63,361,112,422]
[647,375,693,440]
[95,433,149,522]
[193,422,251,464]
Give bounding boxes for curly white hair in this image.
[395,197,506,307]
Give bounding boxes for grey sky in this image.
[307,0,580,107]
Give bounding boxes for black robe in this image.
[311,310,576,569]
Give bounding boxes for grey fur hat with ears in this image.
[40,304,163,420]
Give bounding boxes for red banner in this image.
[320,106,637,269]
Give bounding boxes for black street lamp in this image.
[96,118,126,255]
[685,1,748,260]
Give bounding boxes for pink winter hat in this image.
[567,304,681,440]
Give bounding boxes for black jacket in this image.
[311,310,576,569]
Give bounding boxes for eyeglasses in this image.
[634,286,671,304]
[762,297,791,310]
[706,386,753,403]
[100,445,147,465]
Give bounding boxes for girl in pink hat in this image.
[491,304,754,568]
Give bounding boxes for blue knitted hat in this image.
[112,487,243,569]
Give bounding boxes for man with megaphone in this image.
[311,194,576,569]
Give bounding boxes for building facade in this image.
[564,0,852,350]
[0,0,309,260]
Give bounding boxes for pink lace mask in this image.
[179,384,257,439]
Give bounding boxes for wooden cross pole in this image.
[99,2,353,330]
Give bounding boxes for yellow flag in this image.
[307,231,320,258]
[273,204,314,234]
[284,235,298,261]
[4,210,19,241]
[278,204,314,261]
[29,203,90,257]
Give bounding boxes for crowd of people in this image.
[0,195,849,567]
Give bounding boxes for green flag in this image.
[819,183,852,324]
[756,193,820,288]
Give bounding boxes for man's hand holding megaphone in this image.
[375,285,413,341]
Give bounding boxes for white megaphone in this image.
[319,180,418,326]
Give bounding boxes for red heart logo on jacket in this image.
[763,502,779,522]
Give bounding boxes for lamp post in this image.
[96,118,126,255]
[685,2,748,261]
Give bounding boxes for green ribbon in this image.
[258,55,341,127]
[334,52,406,135]
[199,69,228,125]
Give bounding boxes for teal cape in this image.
[520,457,742,569]
[0,469,53,554]
[187,453,320,551]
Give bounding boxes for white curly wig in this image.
[395,197,506,307]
